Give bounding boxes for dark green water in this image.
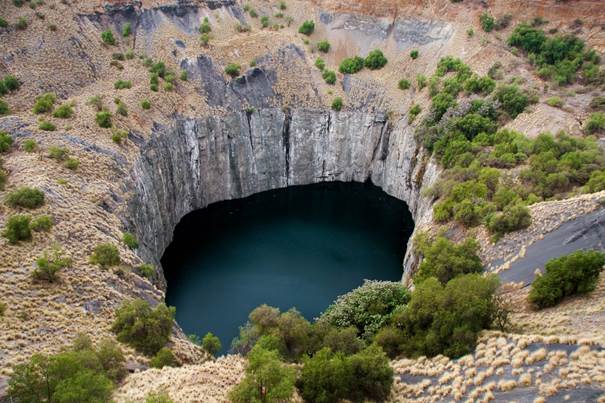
[162,182,413,354]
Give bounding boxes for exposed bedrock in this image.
[127,109,438,287]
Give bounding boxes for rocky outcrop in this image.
[127,109,438,286]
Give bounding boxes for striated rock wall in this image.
[127,108,438,286]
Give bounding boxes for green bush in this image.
[339,56,364,74]
[199,17,211,34]
[89,243,120,268]
[364,49,388,70]
[410,50,419,59]
[0,99,9,116]
[65,157,79,170]
[586,170,605,193]
[398,79,410,90]
[546,96,564,108]
[96,111,112,128]
[48,145,69,161]
[114,80,132,90]
[0,131,13,152]
[3,214,31,244]
[225,63,241,78]
[135,263,155,280]
[317,40,330,53]
[395,274,499,358]
[331,97,343,111]
[22,139,37,152]
[414,235,483,284]
[5,187,44,209]
[322,69,336,85]
[15,17,27,30]
[314,57,325,71]
[0,75,21,95]
[408,104,421,123]
[260,16,270,28]
[319,280,409,338]
[150,347,178,368]
[202,332,222,356]
[32,92,56,114]
[111,299,175,356]
[0,301,5,317]
[464,75,495,94]
[146,391,174,403]
[529,250,605,308]
[38,120,56,131]
[101,30,116,45]
[486,203,531,238]
[141,99,151,110]
[585,112,605,134]
[122,22,131,37]
[8,336,125,402]
[33,247,71,283]
[31,215,53,232]
[229,345,296,402]
[494,84,529,118]
[480,12,495,32]
[298,20,315,36]
[53,102,74,118]
[0,17,7,28]
[122,232,138,249]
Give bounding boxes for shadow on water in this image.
[161,181,414,354]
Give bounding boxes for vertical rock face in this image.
[127,108,438,286]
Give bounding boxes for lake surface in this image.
[162,182,414,354]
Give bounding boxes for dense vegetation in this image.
[529,250,605,308]
[8,335,126,403]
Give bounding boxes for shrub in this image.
[8,339,121,403]
[320,281,409,338]
[0,99,9,116]
[53,102,74,118]
[494,13,512,30]
[65,157,79,170]
[414,235,483,284]
[5,187,44,209]
[339,56,365,74]
[38,120,55,131]
[464,75,495,94]
[48,146,69,161]
[199,17,211,34]
[331,97,343,111]
[494,84,529,118]
[31,215,53,232]
[322,69,336,85]
[410,49,419,59]
[317,40,330,53]
[146,391,174,403]
[122,232,138,249]
[33,247,71,283]
[408,104,421,123]
[101,30,116,45]
[122,22,131,37]
[364,49,388,70]
[0,75,21,94]
[96,111,112,128]
[141,99,151,110]
[32,92,56,114]
[585,112,605,134]
[586,170,605,193]
[0,17,7,28]
[180,70,188,81]
[260,16,270,28]
[22,139,37,152]
[480,12,495,32]
[15,17,27,30]
[150,347,178,368]
[297,348,351,403]
[546,96,564,108]
[112,129,128,143]
[529,251,605,308]
[486,203,531,237]
[298,20,314,35]
[398,79,410,90]
[135,263,155,280]
[116,101,128,116]
[315,57,325,70]
[89,243,120,268]
[202,332,222,356]
[111,299,175,356]
[346,344,393,402]
[0,301,5,317]
[88,95,104,111]
[229,345,296,402]
[397,274,499,358]
[225,63,241,78]
[3,214,31,244]
[114,80,132,90]
[0,131,13,152]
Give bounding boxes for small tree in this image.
[202,332,222,356]
[111,299,175,356]
[364,49,388,70]
[89,243,120,268]
[229,345,296,403]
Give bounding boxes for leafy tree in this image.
[229,345,296,403]
[486,203,531,238]
[494,84,529,118]
[339,56,365,74]
[89,243,120,268]
[298,20,315,36]
[5,187,44,209]
[414,235,483,284]
[346,344,393,402]
[364,49,388,70]
[111,299,175,356]
[297,348,351,403]
[529,250,605,308]
[202,332,222,356]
